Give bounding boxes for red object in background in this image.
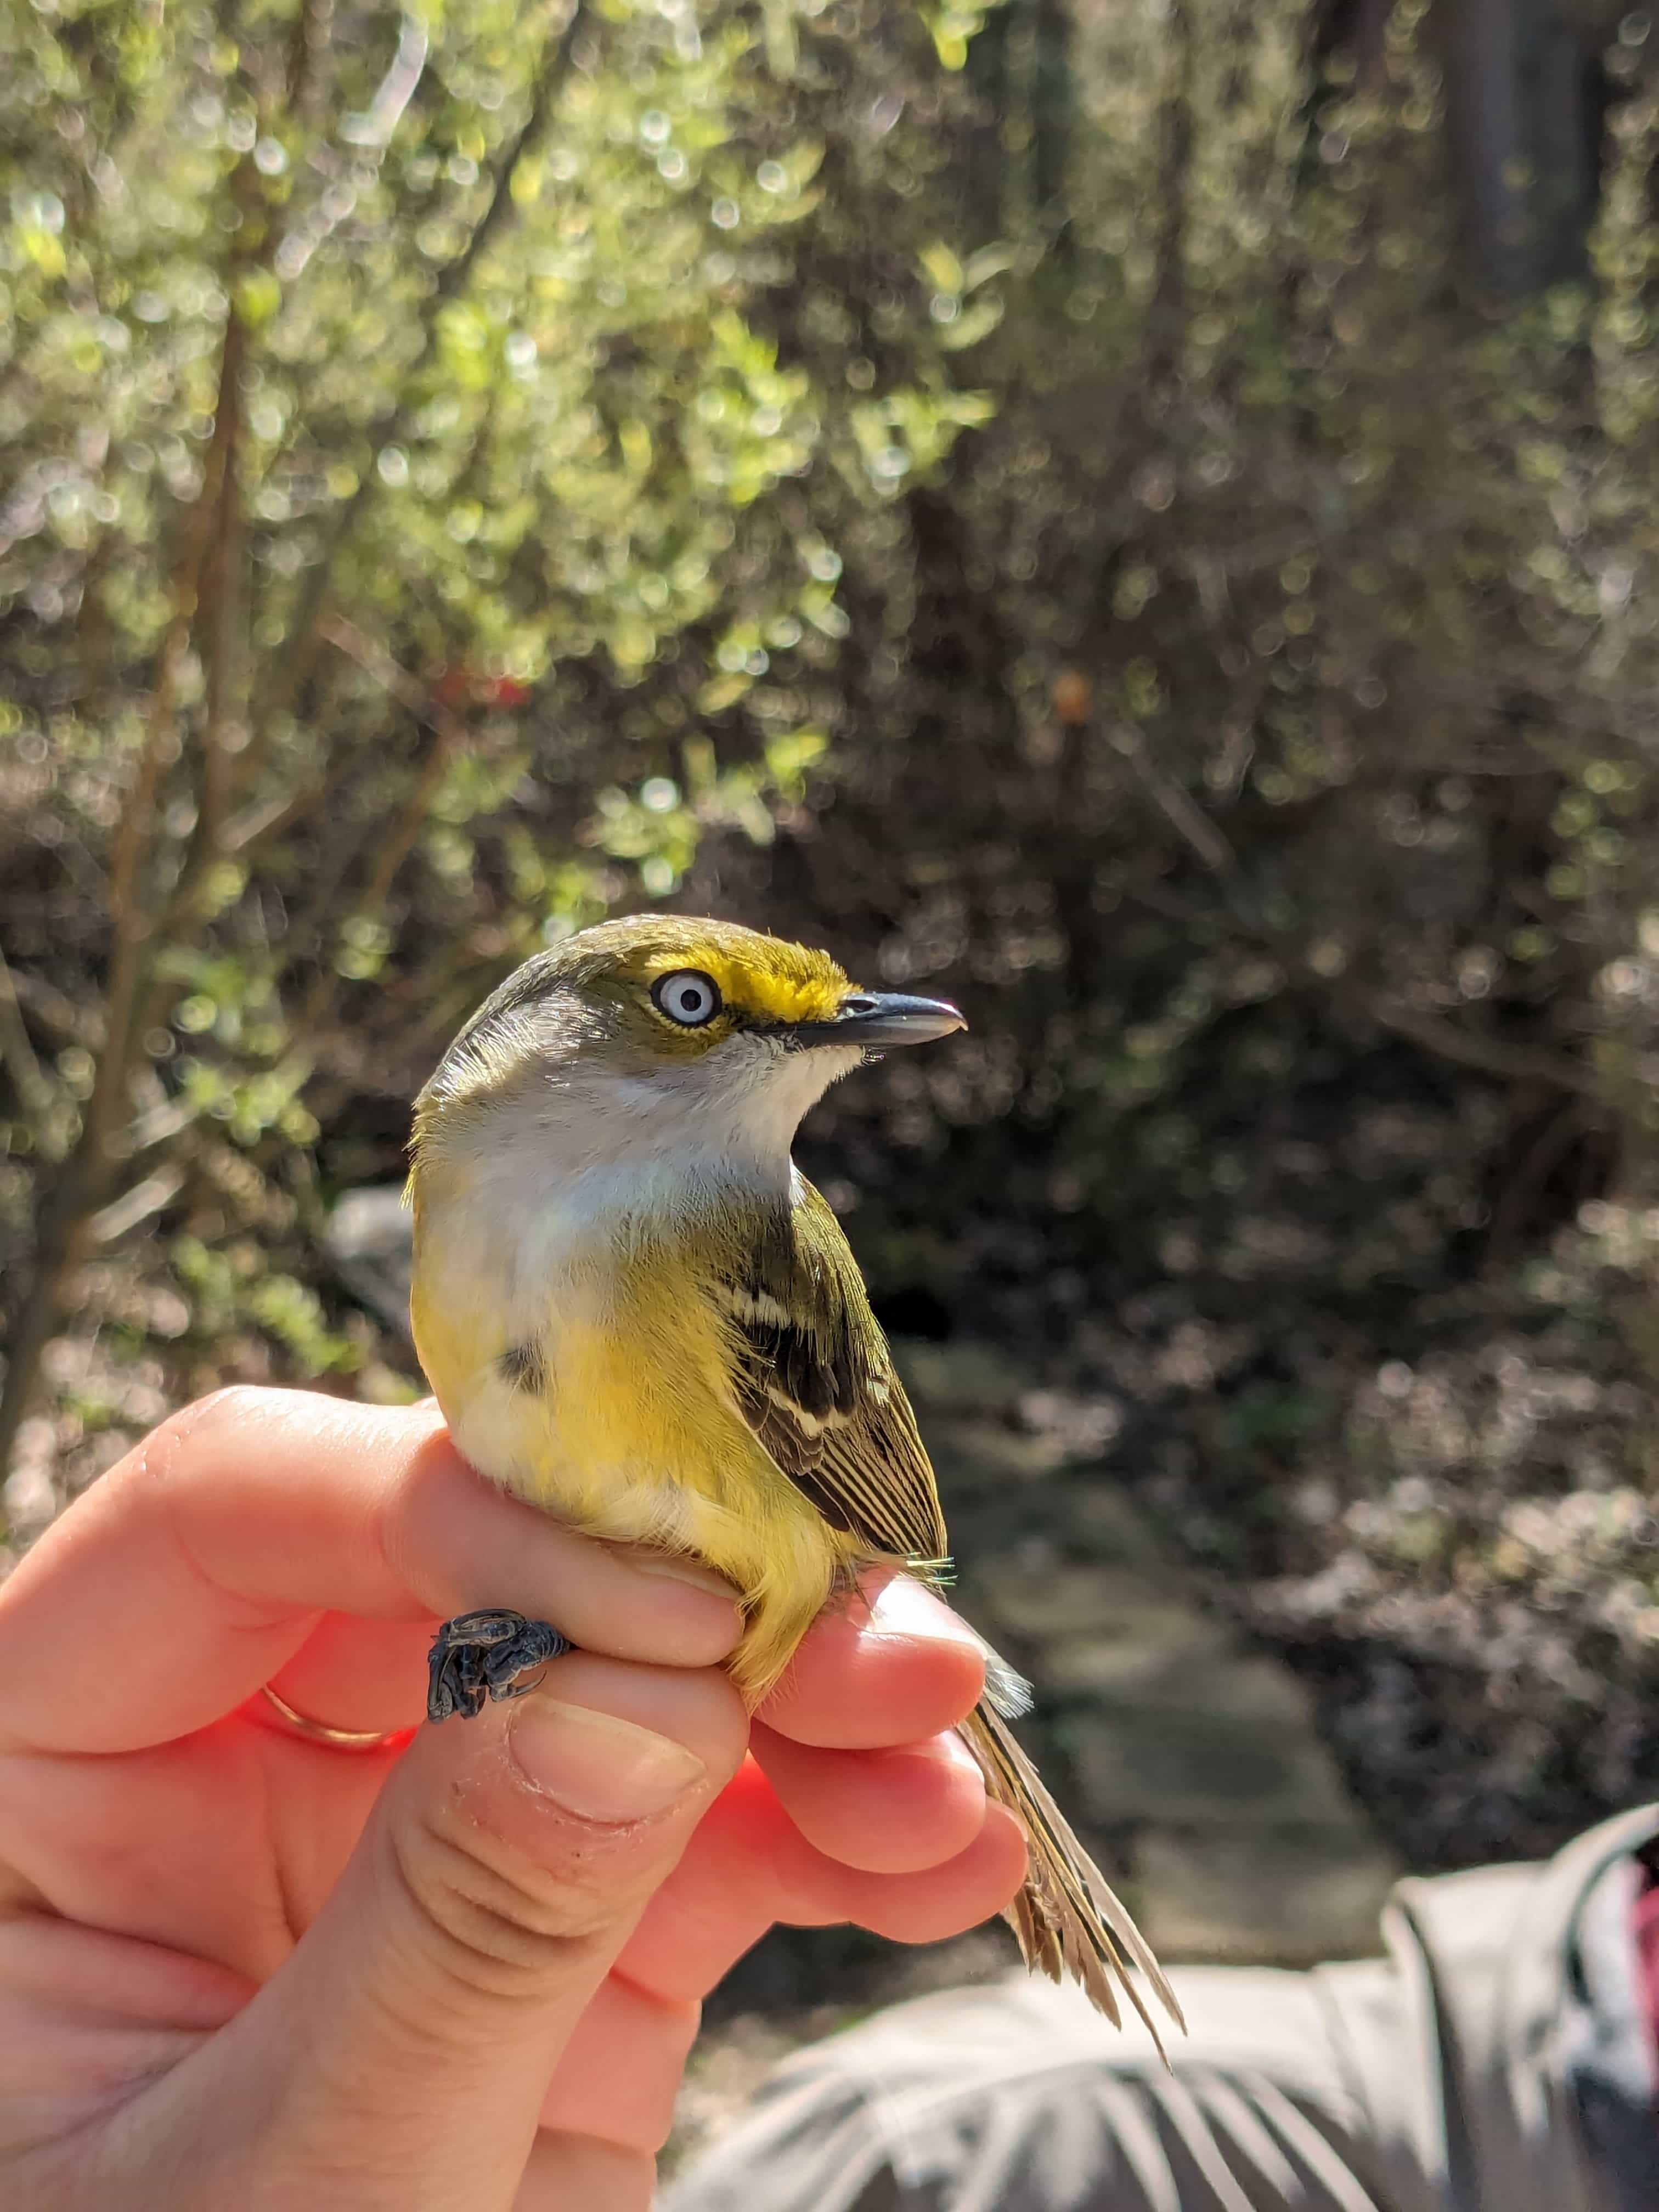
[1052,668,1093,726]
[481,674,531,709]
[431,666,532,710]
[1635,1869,1659,2089]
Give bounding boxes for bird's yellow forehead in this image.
[642,938,849,1027]
[549,913,856,1031]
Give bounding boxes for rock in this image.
[1134,1825,1397,1965]
[1065,1690,1367,1831]
[1039,1613,1233,1694]
[909,1342,1400,1968]
[966,1561,1189,1640]
[324,1184,415,1342]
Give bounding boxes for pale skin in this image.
[0,1388,1027,2210]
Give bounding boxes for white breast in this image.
[415,1030,861,1494]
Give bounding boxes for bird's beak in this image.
[791,991,967,1049]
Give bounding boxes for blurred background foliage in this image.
[8,0,1659,1865]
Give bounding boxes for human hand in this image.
[0,1388,1024,2210]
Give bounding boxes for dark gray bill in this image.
[789,991,967,1048]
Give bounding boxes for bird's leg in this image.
[426,1609,572,1723]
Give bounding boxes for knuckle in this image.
[136,1385,272,1486]
[176,1381,273,1437]
[388,1787,625,2004]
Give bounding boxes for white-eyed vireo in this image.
[408,914,1181,2040]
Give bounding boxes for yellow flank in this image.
[410,1220,860,1703]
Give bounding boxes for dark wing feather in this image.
[716,1177,949,1570]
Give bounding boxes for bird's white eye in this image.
[651,969,723,1027]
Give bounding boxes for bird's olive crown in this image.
[417,915,860,1119]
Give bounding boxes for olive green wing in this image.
[713,1177,949,1572]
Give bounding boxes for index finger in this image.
[0,1387,741,1754]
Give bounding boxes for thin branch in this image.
[259,0,594,731]
[5,968,97,1047]
[1115,729,1238,878]
[99,314,249,1104]
[0,287,249,1477]
[1113,716,1620,1110]
[320,611,466,732]
[225,778,325,856]
[274,17,428,289]
[105,625,185,949]
[1143,0,1194,383]
[1353,992,1611,1103]
[348,13,427,145]
[179,312,247,901]
[126,1094,202,1154]
[293,616,472,1029]
[108,298,245,952]
[0,942,59,1137]
[286,0,336,125]
[89,1165,187,1245]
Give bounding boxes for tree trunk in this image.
[1436,0,1604,302]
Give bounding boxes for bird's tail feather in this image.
[958,1697,1186,2058]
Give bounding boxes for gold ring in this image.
[255,1683,412,1752]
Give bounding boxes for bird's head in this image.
[411,915,964,1196]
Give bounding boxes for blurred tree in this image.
[763,0,1659,1300]
[715,0,1659,1859]
[1435,0,1616,298]
[9,0,1659,1871]
[0,0,992,1472]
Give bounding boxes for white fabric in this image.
[665,1805,1659,2212]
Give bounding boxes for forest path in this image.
[903,1341,1397,1967]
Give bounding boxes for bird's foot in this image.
[426,1609,572,1722]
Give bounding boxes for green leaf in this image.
[962,242,1015,291]
[234,269,281,327]
[938,295,1004,349]
[919,241,966,295]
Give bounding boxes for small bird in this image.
[408,913,1181,2041]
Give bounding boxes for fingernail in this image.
[633,1553,742,1601]
[510,1698,706,1821]
[875,1729,984,1782]
[866,1574,975,1644]
[934,1729,988,1781]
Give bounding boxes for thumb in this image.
[201,1656,746,2209]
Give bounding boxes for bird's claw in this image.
[426,1609,572,1722]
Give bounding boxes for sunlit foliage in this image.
[9,0,1659,1858]
[0,0,989,1464]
